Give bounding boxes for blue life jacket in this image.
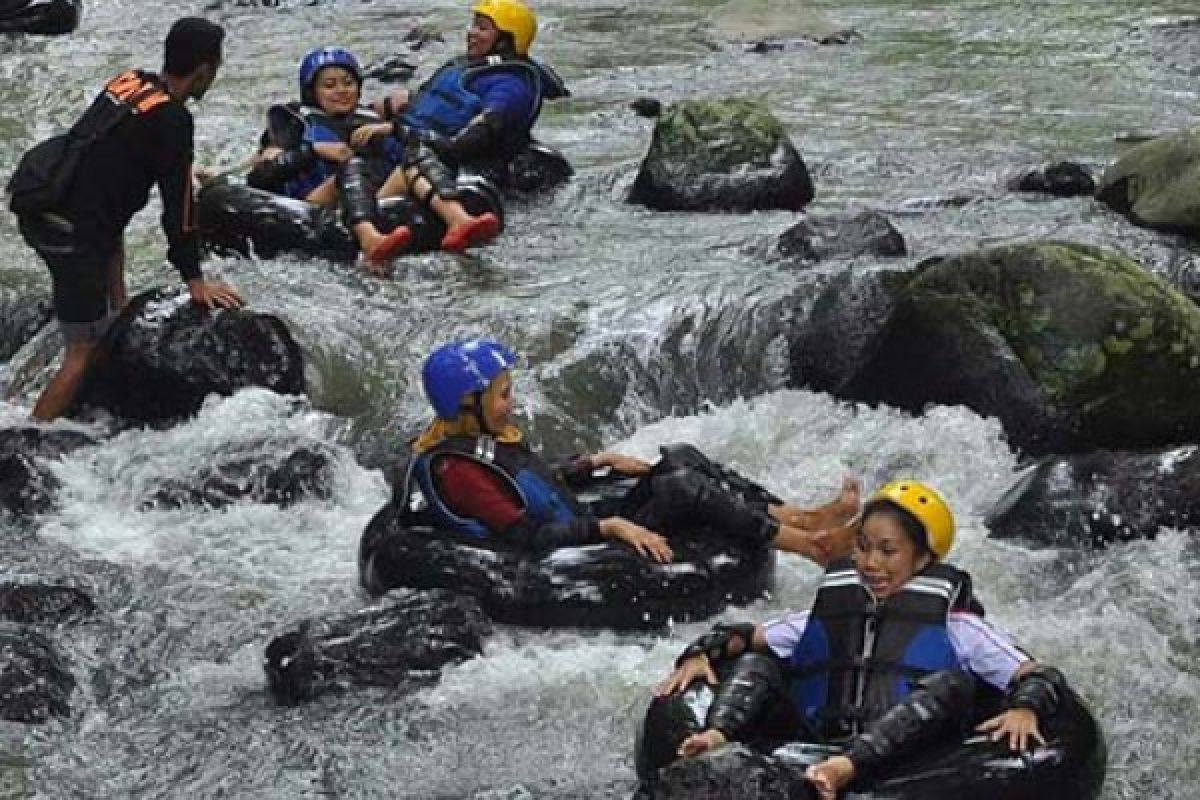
[401,54,563,139]
[282,104,390,198]
[788,559,971,739]
[405,435,581,539]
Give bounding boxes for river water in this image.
[1,0,1198,797]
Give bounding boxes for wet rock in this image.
[140,442,335,510]
[0,0,80,35]
[629,98,814,212]
[1009,161,1095,197]
[0,627,74,723]
[631,97,663,119]
[263,588,488,705]
[788,268,911,393]
[362,55,417,84]
[0,453,57,517]
[778,211,906,262]
[0,427,95,518]
[888,194,976,215]
[0,283,53,362]
[401,25,444,50]
[838,241,1200,455]
[0,584,95,624]
[985,447,1200,548]
[78,287,305,423]
[1096,128,1200,237]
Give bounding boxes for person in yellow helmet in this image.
[650,479,1073,799]
[347,0,568,260]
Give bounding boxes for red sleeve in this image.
[434,454,525,533]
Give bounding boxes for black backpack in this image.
[6,72,168,217]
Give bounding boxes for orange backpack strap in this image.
[103,70,171,114]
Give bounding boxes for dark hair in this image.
[163,17,225,76]
[861,498,930,556]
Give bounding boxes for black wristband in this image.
[1006,664,1067,719]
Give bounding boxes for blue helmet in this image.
[422,338,517,420]
[298,47,362,104]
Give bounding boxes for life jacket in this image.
[402,435,581,539]
[401,55,564,140]
[296,104,383,145]
[788,559,974,739]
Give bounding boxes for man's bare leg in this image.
[32,339,99,421]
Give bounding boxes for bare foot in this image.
[805,755,855,800]
[775,475,862,531]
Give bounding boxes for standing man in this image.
[15,16,244,421]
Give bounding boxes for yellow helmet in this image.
[870,480,955,559]
[472,0,537,55]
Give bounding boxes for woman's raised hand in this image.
[654,653,718,697]
[349,122,393,149]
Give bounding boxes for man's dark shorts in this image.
[18,212,117,342]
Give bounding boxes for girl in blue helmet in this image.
[248,46,413,271]
[401,338,861,562]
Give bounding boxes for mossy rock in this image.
[841,241,1200,454]
[629,97,814,212]
[1096,128,1200,236]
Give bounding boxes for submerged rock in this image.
[141,442,335,510]
[985,447,1200,548]
[1009,161,1095,197]
[78,287,305,423]
[629,98,814,212]
[0,584,95,625]
[1096,129,1200,237]
[0,427,96,518]
[837,241,1200,455]
[0,627,74,723]
[778,211,906,262]
[0,282,53,362]
[263,589,488,705]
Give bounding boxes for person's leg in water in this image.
[397,143,499,252]
[629,467,857,564]
[337,157,412,273]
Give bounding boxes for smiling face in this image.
[312,65,360,115]
[478,370,515,432]
[466,13,502,58]
[852,509,932,600]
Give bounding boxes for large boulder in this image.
[629,98,814,212]
[985,447,1200,548]
[1096,129,1200,237]
[79,287,305,423]
[263,589,488,705]
[838,241,1200,455]
[0,627,74,723]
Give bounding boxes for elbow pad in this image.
[675,623,757,668]
[440,111,506,164]
[1006,665,1067,719]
